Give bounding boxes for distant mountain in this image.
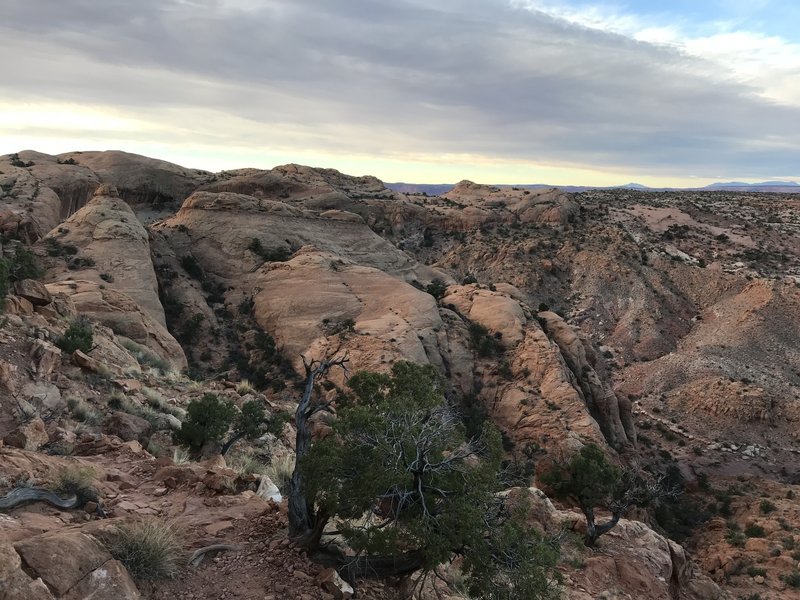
[705,180,798,188]
[386,180,800,195]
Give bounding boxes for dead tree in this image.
[287,353,349,549]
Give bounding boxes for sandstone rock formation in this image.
[39,187,186,370]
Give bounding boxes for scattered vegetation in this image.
[66,396,101,424]
[745,523,766,538]
[109,392,167,430]
[235,379,255,396]
[425,278,448,300]
[264,454,295,495]
[760,499,777,514]
[180,254,204,280]
[781,571,800,589]
[9,153,34,168]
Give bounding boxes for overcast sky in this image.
[1,0,799,185]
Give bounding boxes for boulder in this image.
[442,284,527,348]
[14,531,111,596]
[102,412,151,443]
[0,543,54,600]
[63,559,140,599]
[3,295,34,315]
[21,381,63,411]
[253,249,471,392]
[73,349,103,373]
[317,567,354,599]
[256,475,283,503]
[3,417,49,451]
[41,189,186,371]
[29,340,62,378]
[13,279,52,306]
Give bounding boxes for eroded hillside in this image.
[2,150,799,599]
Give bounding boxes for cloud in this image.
[0,0,798,181]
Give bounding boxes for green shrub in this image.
[745,523,766,538]
[781,571,800,588]
[180,255,204,280]
[725,527,746,547]
[173,394,236,451]
[760,499,777,514]
[425,279,448,300]
[302,362,561,597]
[8,246,42,281]
[0,245,43,309]
[45,238,78,257]
[469,322,502,358]
[105,518,183,580]
[178,313,204,344]
[747,566,767,578]
[56,318,93,354]
[248,238,291,262]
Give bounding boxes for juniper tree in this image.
[288,359,561,597]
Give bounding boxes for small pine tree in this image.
[56,318,93,354]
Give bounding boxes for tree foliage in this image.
[542,443,676,546]
[174,394,273,455]
[294,360,560,597]
[219,398,275,455]
[173,393,236,451]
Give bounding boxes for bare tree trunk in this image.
[582,504,622,547]
[220,430,246,456]
[287,354,348,550]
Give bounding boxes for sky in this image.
[1,0,799,186]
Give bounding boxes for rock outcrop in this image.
[538,311,635,448]
[40,187,186,370]
[253,248,472,392]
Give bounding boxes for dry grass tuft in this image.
[105,518,184,580]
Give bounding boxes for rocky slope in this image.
[1,149,799,599]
